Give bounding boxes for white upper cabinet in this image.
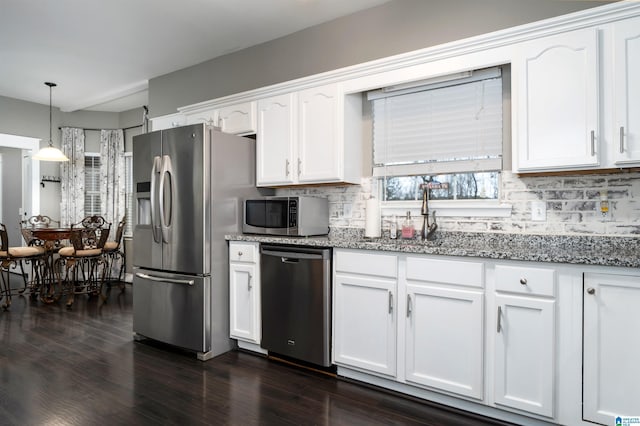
[184,101,257,135]
[612,17,640,166]
[256,83,362,187]
[217,102,257,135]
[298,85,341,183]
[256,93,296,186]
[150,113,186,131]
[513,28,600,172]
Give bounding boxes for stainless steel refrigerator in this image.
[132,123,267,360]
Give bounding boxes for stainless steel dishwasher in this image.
[260,245,332,367]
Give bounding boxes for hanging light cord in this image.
[48,84,53,145]
[44,81,57,147]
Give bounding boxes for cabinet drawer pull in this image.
[620,126,625,154]
[520,278,527,285]
[497,306,502,333]
[388,291,393,314]
[237,251,243,257]
[406,294,412,318]
[590,130,596,156]
[587,287,595,295]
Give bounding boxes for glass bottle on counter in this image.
[401,211,414,239]
[389,215,398,239]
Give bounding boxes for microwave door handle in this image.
[158,155,174,244]
[150,156,162,243]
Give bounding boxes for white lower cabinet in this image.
[333,250,397,377]
[404,257,485,400]
[583,273,640,425]
[334,251,486,399]
[229,242,261,344]
[493,265,556,418]
[333,250,572,424]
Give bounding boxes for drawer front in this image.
[335,249,397,278]
[406,256,484,288]
[495,264,555,297]
[229,242,257,263]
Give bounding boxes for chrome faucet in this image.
[419,182,448,241]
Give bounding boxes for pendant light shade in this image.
[33,82,69,162]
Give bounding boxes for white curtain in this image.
[60,127,85,226]
[100,129,125,233]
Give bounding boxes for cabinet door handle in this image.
[406,294,412,318]
[247,273,252,290]
[587,287,595,295]
[285,159,290,177]
[590,130,596,156]
[297,158,302,177]
[620,126,625,154]
[497,306,502,333]
[388,291,393,314]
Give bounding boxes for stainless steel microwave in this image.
[243,196,329,236]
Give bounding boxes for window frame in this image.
[373,65,512,218]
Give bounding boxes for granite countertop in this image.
[226,230,640,268]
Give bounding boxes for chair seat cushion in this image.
[103,241,119,251]
[8,246,46,257]
[58,247,102,257]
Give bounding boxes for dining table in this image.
[30,227,72,303]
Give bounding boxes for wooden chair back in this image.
[0,223,8,252]
[23,215,58,228]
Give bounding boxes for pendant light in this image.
[33,82,69,162]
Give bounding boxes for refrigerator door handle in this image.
[150,156,162,243]
[158,155,175,244]
[135,272,194,286]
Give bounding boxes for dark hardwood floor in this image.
[0,283,513,426]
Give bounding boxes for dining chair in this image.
[76,215,108,247]
[0,223,46,310]
[102,217,126,291]
[54,221,111,309]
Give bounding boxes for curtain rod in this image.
[58,124,143,132]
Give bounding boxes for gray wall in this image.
[0,95,128,220]
[119,107,145,152]
[149,0,612,116]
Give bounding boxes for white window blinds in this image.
[84,154,101,216]
[371,68,503,177]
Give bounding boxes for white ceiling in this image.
[0,0,390,113]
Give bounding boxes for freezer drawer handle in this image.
[135,272,194,286]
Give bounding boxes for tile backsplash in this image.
[277,171,640,236]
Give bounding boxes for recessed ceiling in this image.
[0,0,390,113]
